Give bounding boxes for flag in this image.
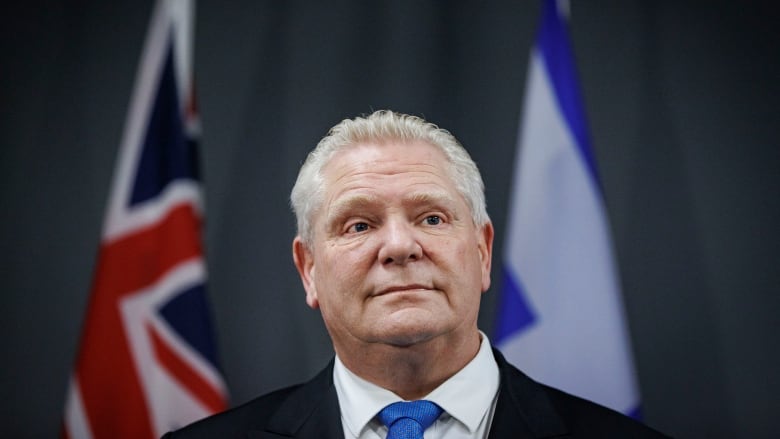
[62,1,228,437]
[495,0,640,416]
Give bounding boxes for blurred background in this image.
[1,1,778,437]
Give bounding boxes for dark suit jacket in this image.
[164,349,667,438]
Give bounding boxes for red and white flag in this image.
[63,1,228,437]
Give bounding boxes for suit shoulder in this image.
[542,384,670,438]
[162,384,303,439]
[491,348,670,438]
[164,360,338,438]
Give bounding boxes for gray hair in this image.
[290,110,489,245]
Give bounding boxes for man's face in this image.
[293,140,493,350]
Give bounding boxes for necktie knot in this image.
[378,400,442,439]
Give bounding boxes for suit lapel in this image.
[488,349,569,439]
[248,361,344,439]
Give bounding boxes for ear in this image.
[477,221,494,293]
[293,236,319,309]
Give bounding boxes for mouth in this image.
[374,284,433,297]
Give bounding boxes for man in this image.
[165,110,666,438]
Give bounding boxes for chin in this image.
[371,322,442,348]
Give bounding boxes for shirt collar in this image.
[333,331,500,436]
[333,355,400,437]
[424,331,499,432]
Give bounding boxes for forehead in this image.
[321,140,456,190]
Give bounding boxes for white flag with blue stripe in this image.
[495,0,640,416]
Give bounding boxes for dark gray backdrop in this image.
[1,1,778,438]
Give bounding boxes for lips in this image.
[375,284,432,296]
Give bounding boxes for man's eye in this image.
[424,215,442,226]
[349,222,369,233]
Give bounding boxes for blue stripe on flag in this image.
[159,284,221,369]
[130,40,200,206]
[537,0,599,186]
[494,266,537,344]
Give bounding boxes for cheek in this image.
[447,240,486,289]
[443,238,477,270]
[318,246,371,294]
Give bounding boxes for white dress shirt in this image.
[333,331,500,439]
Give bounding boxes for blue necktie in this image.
[378,400,443,439]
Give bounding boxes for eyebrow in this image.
[403,191,459,211]
[325,194,382,226]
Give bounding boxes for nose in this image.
[377,219,422,266]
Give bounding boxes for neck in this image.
[336,331,482,400]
